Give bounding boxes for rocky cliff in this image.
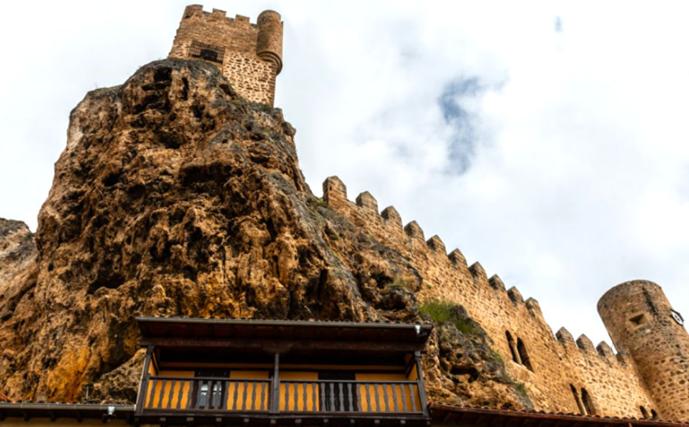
[0,218,38,323]
[0,59,530,409]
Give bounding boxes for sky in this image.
[1,1,688,347]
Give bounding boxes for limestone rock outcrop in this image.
[0,59,529,409]
[0,218,38,323]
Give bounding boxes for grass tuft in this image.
[419,300,482,335]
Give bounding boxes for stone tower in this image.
[598,280,689,421]
[169,5,283,106]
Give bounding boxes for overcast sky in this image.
[1,1,688,348]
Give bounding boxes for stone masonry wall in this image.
[221,52,276,105]
[168,5,281,105]
[321,176,660,420]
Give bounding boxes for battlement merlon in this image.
[180,5,256,30]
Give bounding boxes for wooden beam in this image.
[270,353,280,414]
[413,352,429,417]
[142,338,419,354]
[135,346,154,415]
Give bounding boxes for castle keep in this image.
[169,5,283,105]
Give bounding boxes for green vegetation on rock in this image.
[420,300,483,335]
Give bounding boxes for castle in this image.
[0,4,688,427]
[166,5,689,421]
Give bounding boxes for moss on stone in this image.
[420,300,483,336]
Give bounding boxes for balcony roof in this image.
[136,317,433,360]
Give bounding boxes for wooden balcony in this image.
[134,318,433,426]
[141,376,424,415]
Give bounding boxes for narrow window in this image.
[505,331,520,363]
[516,338,533,371]
[200,48,219,62]
[640,406,650,419]
[570,384,585,415]
[581,388,595,415]
[629,313,646,326]
[190,40,225,64]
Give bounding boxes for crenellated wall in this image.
[169,5,283,105]
[319,176,661,420]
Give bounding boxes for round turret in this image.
[256,10,283,73]
[598,280,689,421]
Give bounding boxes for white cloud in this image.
[1,0,688,347]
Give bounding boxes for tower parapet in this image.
[169,4,284,106]
[598,280,689,421]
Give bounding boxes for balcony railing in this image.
[139,376,425,416]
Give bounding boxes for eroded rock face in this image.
[0,219,37,323]
[0,219,35,261]
[0,59,530,409]
[422,305,531,409]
